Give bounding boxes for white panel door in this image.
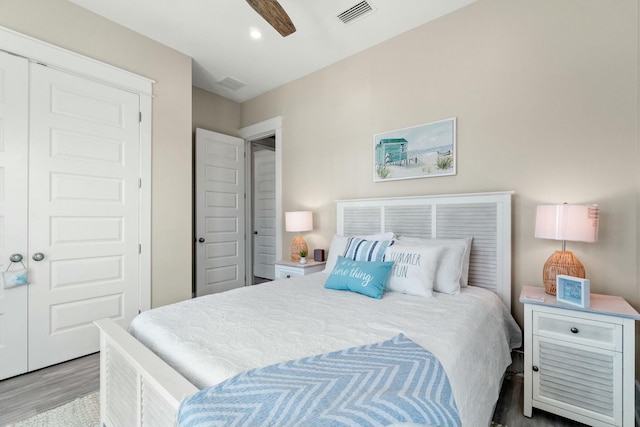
[28,63,141,370]
[252,148,275,280]
[0,51,29,380]
[195,128,245,296]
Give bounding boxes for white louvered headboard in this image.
[336,191,513,309]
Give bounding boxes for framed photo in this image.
[556,275,590,308]
[373,117,456,182]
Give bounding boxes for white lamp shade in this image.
[535,204,599,243]
[285,211,313,232]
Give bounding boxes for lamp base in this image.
[290,235,308,261]
[542,250,586,295]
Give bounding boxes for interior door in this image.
[27,63,141,370]
[252,148,276,280]
[0,51,29,380]
[195,128,246,296]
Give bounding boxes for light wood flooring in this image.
[0,351,591,426]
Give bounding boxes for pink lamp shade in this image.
[534,204,599,295]
[285,211,313,233]
[285,211,313,261]
[535,204,599,243]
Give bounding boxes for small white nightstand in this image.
[274,260,326,279]
[520,285,640,427]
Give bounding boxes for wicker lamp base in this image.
[542,250,586,295]
[290,235,308,261]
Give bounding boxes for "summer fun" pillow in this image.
[384,243,443,297]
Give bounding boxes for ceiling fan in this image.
[245,0,296,37]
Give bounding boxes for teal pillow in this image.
[324,256,394,299]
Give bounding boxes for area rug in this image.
[8,391,506,427]
[8,392,99,427]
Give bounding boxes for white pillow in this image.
[384,243,443,297]
[323,232,394,273]
[398,236,472,294]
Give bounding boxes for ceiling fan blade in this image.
[245,0,296,37]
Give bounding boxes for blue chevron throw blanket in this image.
[176,334,460,427]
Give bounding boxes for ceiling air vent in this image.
[218,76,247,91]
[337,1,375,24]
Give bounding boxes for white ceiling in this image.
[69,0,476,103]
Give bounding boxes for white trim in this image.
[139,95,152,311]
[0,25,153,96]
[0,25,152,313]
[239,117,283,279]
[635,379,640,426]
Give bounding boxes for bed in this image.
[95,191,521,427]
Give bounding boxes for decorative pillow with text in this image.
[324,256,394,299]
[384,243,443,297]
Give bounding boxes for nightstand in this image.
[520,285,640,426]
[274,260,326,279]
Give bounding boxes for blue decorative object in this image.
[324,256,393,299]
[2,268,28,289]
[177,334,460,427]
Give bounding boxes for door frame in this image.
[0,25,153,311]
[239,117,282,283]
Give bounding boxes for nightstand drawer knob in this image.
[286,274,291,278]
[570,327,579,334]
[532,366,539,372]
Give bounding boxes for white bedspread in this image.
[129,273,521,427]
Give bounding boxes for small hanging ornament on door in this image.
[3,253,28,289]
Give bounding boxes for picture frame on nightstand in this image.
[556,275,590,308]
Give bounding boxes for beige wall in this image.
[193,87,242,137]
[0,0,194,307]
[242,0,640,369]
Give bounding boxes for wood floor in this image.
[0,351,590,427]
[0,353,99,426]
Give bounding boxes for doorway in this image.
[251,137,276,282]
[240,117,283,287]
[193,117,282,295]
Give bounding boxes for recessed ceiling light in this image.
[250,28,262,40]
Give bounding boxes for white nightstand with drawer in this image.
[520,285,640,427]
[275,260,326,279]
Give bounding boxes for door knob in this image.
[198,238,205,243]
[9,253,23,263]
[253,231,258,235]
[32,253,45,261]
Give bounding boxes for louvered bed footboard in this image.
[95,319,199,427]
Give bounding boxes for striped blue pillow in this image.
[343,237,393,262]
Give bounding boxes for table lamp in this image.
[285,211,313,261]
[534,203,599,295]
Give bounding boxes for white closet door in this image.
[252,149,276,280]
[0,51,29,380]
[195,128,246,296]
[28,63,141,370]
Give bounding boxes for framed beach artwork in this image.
[373,117,456,182]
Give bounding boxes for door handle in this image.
[198,238,205,243]
[9,253,23,263]
[32,252,45,261]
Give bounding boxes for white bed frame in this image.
[95,191,513,427]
